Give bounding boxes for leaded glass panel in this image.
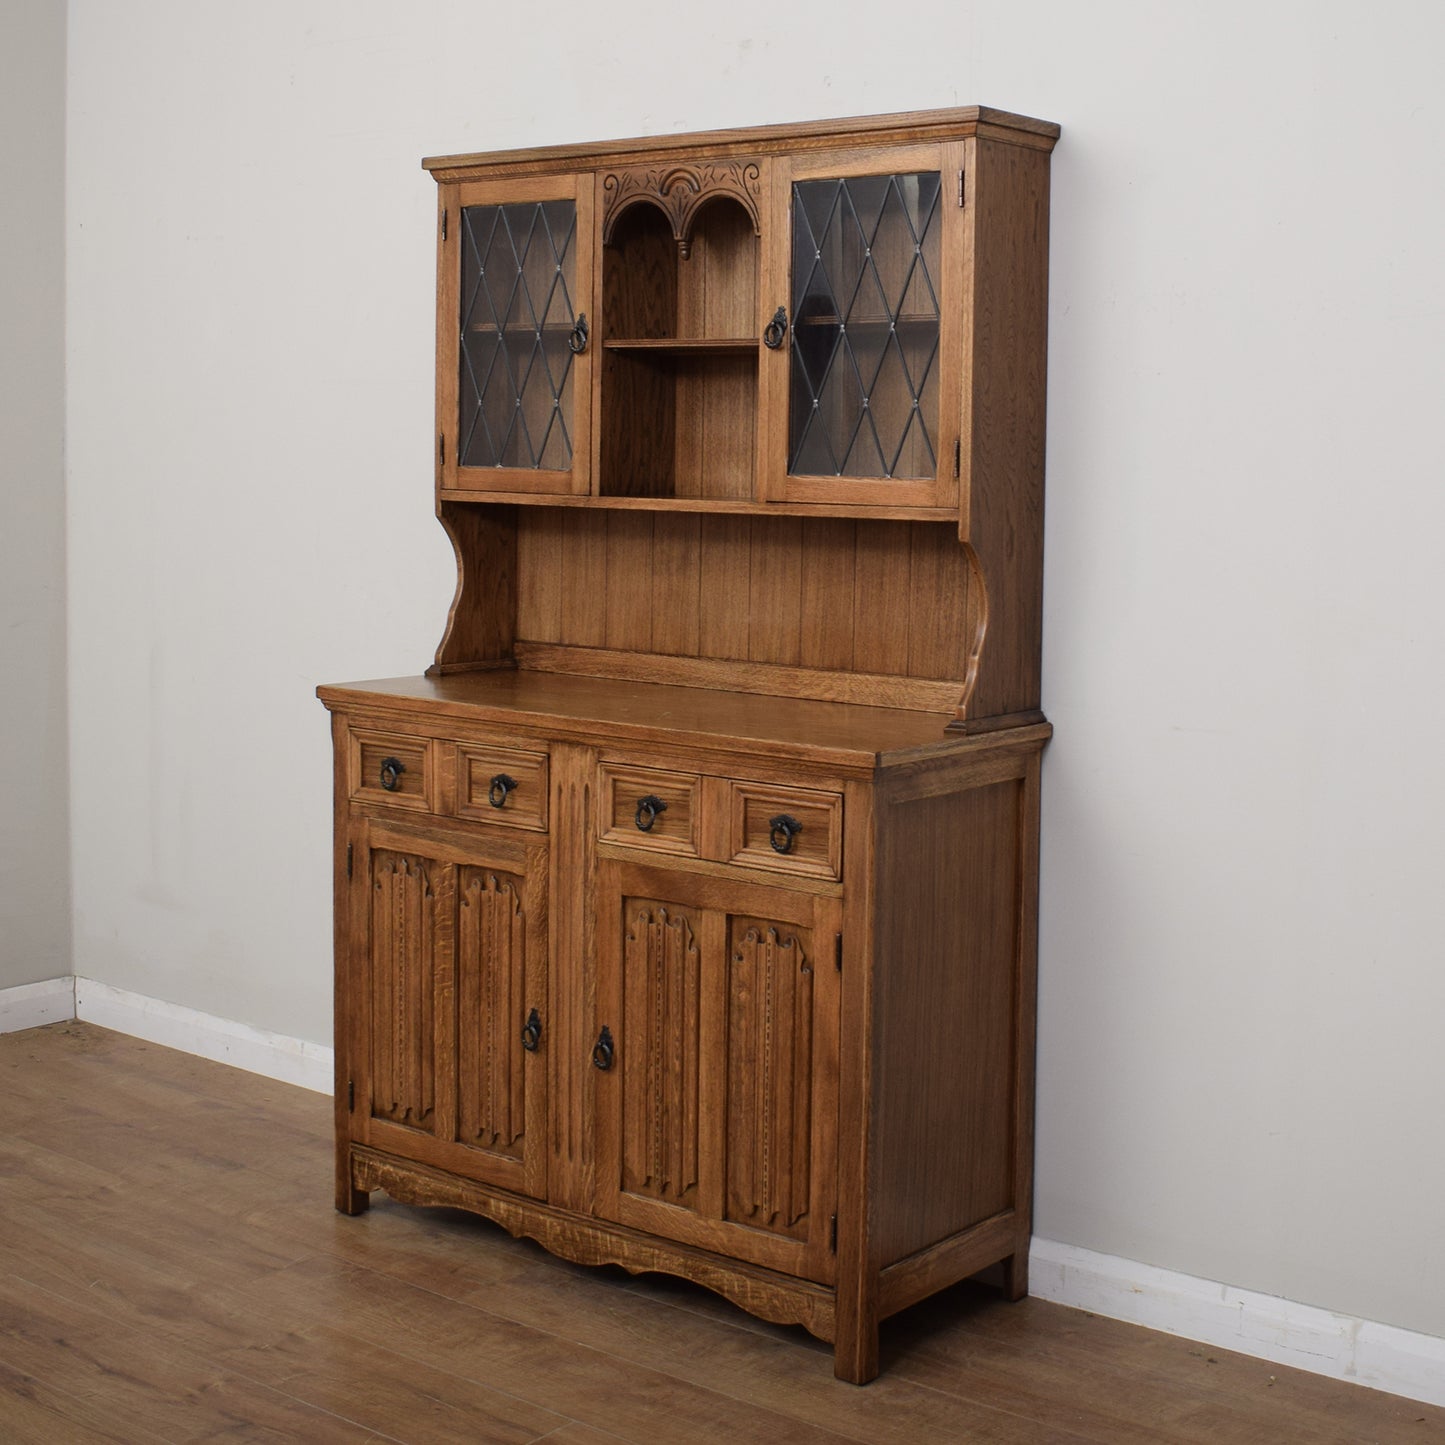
[459,200,578,471]
[788,172,942,480]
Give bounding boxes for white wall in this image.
[65,1,1445,1341]
[1,0,69,990]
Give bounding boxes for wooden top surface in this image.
[423,105,1060,179]
[317,670,1048,772]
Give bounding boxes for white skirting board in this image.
[0,974,331,1094]
[1030,1238,1445,1409]
[0,975,77,1032]
[72,978,333,1093]
[3,978,1442,1408]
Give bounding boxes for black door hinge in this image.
[834,933,843,973]
[958,168,966,208]
[347,1080,355,1110]
[954,438,962,480]
[439,432,446,466]
[830,1213,838,1252]
[441,209,448,241]
[346,843,353,879]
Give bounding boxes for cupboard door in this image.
[348,814,548,1199]
[761,143,963,508]
[438,173,594,497]
[593,860,840,1282]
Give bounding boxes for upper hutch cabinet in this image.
[428,107,1054,527]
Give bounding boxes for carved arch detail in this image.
[601,160,763,257]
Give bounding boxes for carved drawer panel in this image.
[351,730,433,811]
[727,781,843,881]
[455,743,548,831]
[598,763,700,857]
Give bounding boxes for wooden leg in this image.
[1002,1246,1029,1302]
[833,1293,880,1384]
[336,1181,370,1216]
[335,1144,369,1215]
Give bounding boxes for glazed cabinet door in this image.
[592,859,841,1282]
[437,173,595,497]
[346,813,548,1199]
[761,143,964,509]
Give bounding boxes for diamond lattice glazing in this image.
[788,173,942,479]
[458,201,578,470]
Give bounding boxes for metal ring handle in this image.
[379,757,406,792]
[762,305,788,350]
[591,1025,614,1071]
[768,813,803,855]
[634,795,669,832]
[568,312,589,354]
[521,1008,542,1053]
[488,773,518,808]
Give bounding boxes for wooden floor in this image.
[0,1024,1440,1444]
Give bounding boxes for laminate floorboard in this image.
[1,1022,1440,1444]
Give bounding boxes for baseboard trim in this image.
[1030,1238,1445,1409]
[0,975,77,1033]
[72,978,333,1095]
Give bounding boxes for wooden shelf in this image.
[439,488,956,522]
[603,336,759,356]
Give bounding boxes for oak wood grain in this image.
[957,134,1052,724]
[320,670,960,770]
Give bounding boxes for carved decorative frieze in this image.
[601,160,763,257]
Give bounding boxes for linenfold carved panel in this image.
[622,901,702,1206]
[601,160,763,257]
[369,850,445,1130]
[726,920,814,1238]
[456,868,528,1156]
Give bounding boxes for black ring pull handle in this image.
[762,305,788,350]
[568,312,589,354]
[768,813,803,855]
[521,1008,542,1053]
[379,757,406,792]
[592,1025,615,1071]
[488,773,518,808]
[634,795,669,832]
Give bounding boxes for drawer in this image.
[598,763,700,857]
[455,743,548,831]
[351,730,432,811]
[728,781,842,881]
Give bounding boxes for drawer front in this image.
[351,730,432,811]
[456,743,549,831]
[598,764,700,857]
[728,781,843,881]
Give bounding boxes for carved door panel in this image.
[349,814,548,1199]
[593,859,841,1282]
[760,142,965,509]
